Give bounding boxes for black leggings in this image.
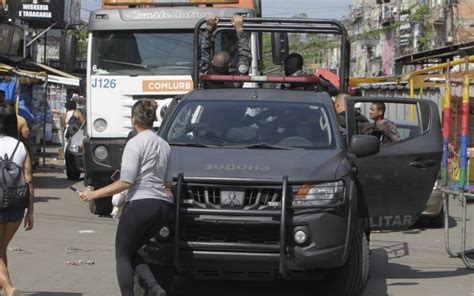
[115,198,171,296]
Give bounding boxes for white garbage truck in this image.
[85,0,261,214]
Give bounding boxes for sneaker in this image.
[9,288,21,296]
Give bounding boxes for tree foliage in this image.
[66,22,88,59]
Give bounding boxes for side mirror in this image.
[60,34,77,72]
[349,135,380,158]
[271,32,289,65]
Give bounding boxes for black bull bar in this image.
[173,174,290,277]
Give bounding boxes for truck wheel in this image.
[65,152,81,180]
[89,197,113,216]
[430,207,445,228]
[330,224,370,296]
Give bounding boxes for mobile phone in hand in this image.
[111,170,121,182]
[69,186,82,193]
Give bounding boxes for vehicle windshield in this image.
[164,100,335,149]
[91,30,193,76]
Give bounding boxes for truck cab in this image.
[141,18,442,295]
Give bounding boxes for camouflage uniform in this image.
[200,28,252,75]
[360,119,401,144]
[281,70,338,96]
[337,110,369,140]
[376,119,401,144]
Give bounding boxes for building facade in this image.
[347,0,474,77]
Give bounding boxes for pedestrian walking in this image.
[62,100,85,146]
[79,99,172,296]
[0,102,34,296]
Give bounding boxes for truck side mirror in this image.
[349,135,380,158]
[271,32,289,65]
[60,34,77,72]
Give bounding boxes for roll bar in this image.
[193,17,350,93]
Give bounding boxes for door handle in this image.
[410,160,437,168]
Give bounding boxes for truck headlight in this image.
[93,118,108,132]
[69,144,79,153]
[292,181,345,208]
[94,145,109,161]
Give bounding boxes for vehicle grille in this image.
[183,223,280,245]
[185,185,282,209]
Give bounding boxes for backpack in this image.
[65,113,81,139]
[0,141,29,210]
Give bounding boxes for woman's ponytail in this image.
[131,99,158,129]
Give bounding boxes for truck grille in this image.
[185,185,283,209]
[183,223,280,245]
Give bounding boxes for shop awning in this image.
[0,62,81,87]
[29,61,80,80]
[47,75,80,86]
[0,63,47,82]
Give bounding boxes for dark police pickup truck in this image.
[141,18,442,296]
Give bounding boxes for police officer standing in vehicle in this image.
[200,14,252,88]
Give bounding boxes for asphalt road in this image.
[6,165,474,296]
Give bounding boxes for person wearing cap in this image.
[200,15,252,88]
[282,53,338,95]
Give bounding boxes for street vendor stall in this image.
[0,62,80,166]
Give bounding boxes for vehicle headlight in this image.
[94,145,109,161]
[69,144,79,153]
[93,118,108,133]
[292,181,345,208]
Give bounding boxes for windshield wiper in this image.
[169,142,210,148]
[243,143,291,150]
[101,59,148,69]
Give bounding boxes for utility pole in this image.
[445,0,454,45]
[393,0,402,75]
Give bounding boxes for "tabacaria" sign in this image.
[18,2,52,20]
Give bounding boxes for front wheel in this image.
[327,224,370,296]
[89,197,113,216]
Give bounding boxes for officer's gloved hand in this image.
[318,75,339,96]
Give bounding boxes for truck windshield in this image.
[91,30,193,76]
[165,100,335,149]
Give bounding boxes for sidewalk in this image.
[33,145,65,172]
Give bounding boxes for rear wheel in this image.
[89,197,113,216]
[327,224,370,296]
[430,207,445,228]
[65,152,81,180]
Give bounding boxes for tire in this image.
[89,197,113,216]
[65,152,81,180]
[328,224,370,296]
[430,207,445,228]
[415,216,430,228]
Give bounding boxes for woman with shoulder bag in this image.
[0,102,34,296]
[80,99,172,296]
